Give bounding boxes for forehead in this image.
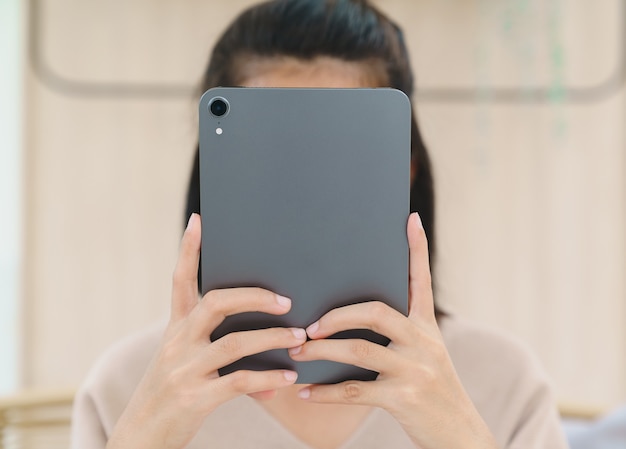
[236,55,388,88]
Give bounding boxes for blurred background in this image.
[1,0,624,447]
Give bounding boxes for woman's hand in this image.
[288,213,499,449]
[106,214,307,449]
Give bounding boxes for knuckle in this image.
[366,301,392,333]
[159,335,184,364]
[422,366,438,387]
[418,330,446,361]
[252,287,270,305]
[350,341,372,359]
[160,342,177,364]
[227,370,251,393]
[215,333,243,355]
[342,382,363,402]
[395,383,421,407]
[202,290,224,315]
[203,289,221,305]
[164,367,185,389]
[425,344,451,370]
[430,339,447,363]
[368,301,391,320]
[413,366,437,395]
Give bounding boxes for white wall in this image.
[20,0,626,411]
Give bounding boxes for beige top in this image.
[71,315,568,448]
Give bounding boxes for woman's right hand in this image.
[106,213,306,449]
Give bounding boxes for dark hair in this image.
[185,0,439,307]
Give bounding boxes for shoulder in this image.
[439,314,550,402]
[73,321,166,436]
[82,320,165,393]
[439,314,545,380]
[438,315,568,448]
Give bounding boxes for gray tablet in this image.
[199,87,410,384]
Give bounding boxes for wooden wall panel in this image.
[22,0,625,411]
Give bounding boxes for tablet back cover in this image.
[199,87,410,384]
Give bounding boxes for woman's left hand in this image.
[288,213,498,449]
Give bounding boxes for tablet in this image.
[199,87,410,384]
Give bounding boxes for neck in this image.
[255,385,374,449]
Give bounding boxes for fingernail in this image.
[186,214,196,231]
[276,295,291,308]
[288,345,302,356]
[291,328,306,340]
[283,371,298,382]
[413,213,423,229]
[298,388,311,399]
[306,321,319,336]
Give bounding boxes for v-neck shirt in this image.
[71,316,568,448]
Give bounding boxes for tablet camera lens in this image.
[209,98,229,117]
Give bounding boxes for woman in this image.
[71,1,568,448]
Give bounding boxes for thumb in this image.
[407,213,435,321]
[171,213,202,322]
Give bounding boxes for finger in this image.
[212,369,298,403]
[407,213,435,321]
[288,338,399,374]
[171,213,201,322]
[189,287,292,338]
[304,301,411,345]
[297,380,385,408]
[206,327,307,370]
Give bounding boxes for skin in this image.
[106,59,498,449]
